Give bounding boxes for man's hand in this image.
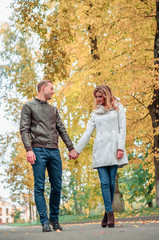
[117,149,124,160]
[69,149,79,159]
[26,151,36,164]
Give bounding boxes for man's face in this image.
[43,82,54,100]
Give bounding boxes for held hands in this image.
[69,149,79,160]
[117,149,124,160]
[26,151,36,164]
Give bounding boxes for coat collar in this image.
[94,105,113,114]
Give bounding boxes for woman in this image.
[71,85,128,228]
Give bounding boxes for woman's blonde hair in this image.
[93,85,119,110]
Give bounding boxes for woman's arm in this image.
[117,103,126,151]
[75,114,96,154]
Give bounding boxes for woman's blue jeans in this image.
[98,165,118,213]
[32,148,62,225]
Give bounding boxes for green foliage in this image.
[119,157,155,207]
[13,209,22,223]
[4,139,35,207]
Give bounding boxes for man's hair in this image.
[37,80,52,92]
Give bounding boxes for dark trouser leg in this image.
[32,148,48,225]
[47,148,62,221]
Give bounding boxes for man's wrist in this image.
[26,146,33,152]
[68,146,74,152]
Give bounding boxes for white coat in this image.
[75,102,128,169]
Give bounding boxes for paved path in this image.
[0,220,159,240]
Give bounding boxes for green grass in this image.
[8,222,40,227]
[59,213,103,223]
[8,207,159,226]
[59,207,159,223]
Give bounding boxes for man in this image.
[20,80,78,232]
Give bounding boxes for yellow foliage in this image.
[1,0,158,208]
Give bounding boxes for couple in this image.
[20,80,128,232]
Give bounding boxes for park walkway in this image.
[0,217,159,240]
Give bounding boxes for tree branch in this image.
[132,95,147,108]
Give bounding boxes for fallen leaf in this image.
[142,221,147,224]
[116,224,123,228]
[133,225,139,227]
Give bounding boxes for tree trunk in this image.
[148,201,153,208]
[87,4,125,211]
[112,173,125,212]
[29,190,32,222]
[146,184,153,208]
[147,98,159,208]
[36,209,39,222]
[73,191,79,214]
[148,0,159,207]
[88,25,100,61]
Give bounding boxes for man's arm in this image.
[20,104,32,151]
[20,104,36,164]
[56,108,75,151]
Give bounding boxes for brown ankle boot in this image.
[107,211,115,228]
[101,211,107,227]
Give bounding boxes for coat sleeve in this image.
[117,103,126,151]
[20,103,32,152]
[75,114,96,154]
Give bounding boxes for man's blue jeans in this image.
[98,165,118,213]
[32,148,62,225]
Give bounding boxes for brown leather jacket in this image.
[20,98,74,152]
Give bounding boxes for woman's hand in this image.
[117,149,124,159]
[69,149,79,159]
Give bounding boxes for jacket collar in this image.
[34,97,47,104]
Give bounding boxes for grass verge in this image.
[8,207,159,226]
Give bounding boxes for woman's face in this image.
[95,91,105,105]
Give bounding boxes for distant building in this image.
[15,203,37,223]
[0,198,37,224]
[0,199,14,224]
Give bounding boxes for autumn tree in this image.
[0,23,38,218]
[148,0,159,207]
[1,0,158,212]
[4,138,35,221]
